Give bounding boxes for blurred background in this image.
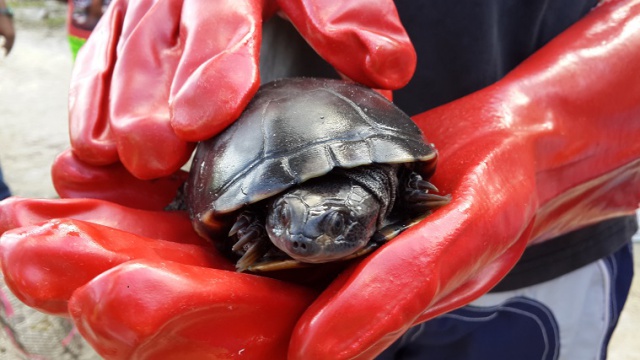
[0,1,638,359]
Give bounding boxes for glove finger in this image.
[290,134,537,359]
[278,0,416,89]
[0,197,207,246]
[52,148,188,211]
[108,0,194,179]
[69,259,316,359]
[169,0,262,141]
[0,219,232,315]
[68,0,128,166]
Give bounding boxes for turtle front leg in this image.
[403,171,451,210]
[229,211,271,272]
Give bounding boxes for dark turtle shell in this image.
[187,78,437,236]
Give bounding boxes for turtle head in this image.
[265,179,381,263]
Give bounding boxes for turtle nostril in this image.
[291,240,308,252]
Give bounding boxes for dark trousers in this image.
[0,164,10,200]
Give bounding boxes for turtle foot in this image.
[229,211,271,272]
[404,172,451,209]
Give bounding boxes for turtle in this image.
[186,78,450,272]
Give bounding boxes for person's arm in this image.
[0,0,15,55]
[290,0,640,358]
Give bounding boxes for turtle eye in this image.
[276,201,291,228]
[324,211,346,238]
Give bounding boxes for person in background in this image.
[0,0,14,56]
[0,0,13,200]
[63,0,111,59]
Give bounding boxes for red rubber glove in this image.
[0,197,316,359]
[51,149,187,211]
[68,0,416,180]
[0,197,206,242]
[69,260,315,359]
[2,2,415,357]
[290,1,640,358]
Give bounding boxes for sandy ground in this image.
[0,30,69,199]
[0,4,639,359]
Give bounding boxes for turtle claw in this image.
[412,178,439,193]
[424,194,453,207]
[404,172,450,209]
[232,228,261,252]
[229,211,270,271]
[408,192,451,203]
[236,240,270,272]
[229,213,251,237]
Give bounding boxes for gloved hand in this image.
[67,0,416,180]
[289,0,640,358]
[0,197,317,359]
[1,1,415,357]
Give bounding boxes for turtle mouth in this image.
[271,233,364,263]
